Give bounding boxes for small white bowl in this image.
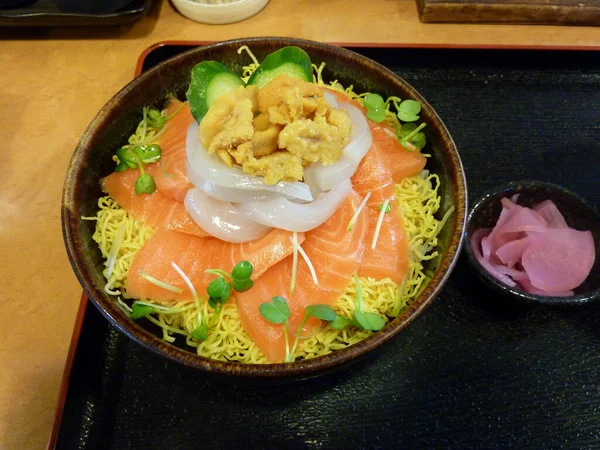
[171,0,269,24]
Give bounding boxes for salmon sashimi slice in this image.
[150,100,195,201]
[235,190,368,362]
[126,228,305,302]
[350,122,426,284]
[370,124,427,182]
[101,169,208,238]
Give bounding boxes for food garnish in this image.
[260,295,336,362]
[372,198,392,250]
[205,260,254,324]
[138,270,184,294]
[331,273,386,332]
[171,261,208,340]
[471,197,595,296]
[246,46,313,88]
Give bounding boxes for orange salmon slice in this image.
[126,228,304,303]
[235,190,368,362]
[101,169,207,238]
[150,100,195,201]
[351,121,426,284]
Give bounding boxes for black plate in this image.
[0,0,152,26]
[53,44,600,449]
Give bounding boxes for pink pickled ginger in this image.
[471,197,595,296]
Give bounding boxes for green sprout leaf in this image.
[363,93,386,123]
[260,302,286,324]
[135,173,156,195]
[131,302,155,320]
[331,314,352,330]
[354,311,386,331]
[353,310,372,330]
[397,99,421,122]
[192,323,209,341]
[146,107,165,128]
[232,260,253,280]
[271,296,291,319]
[399,123,427,150]
[115,147,137,170]
[306,304,336,322]
[378,203,392,213]
[207,277,231,301]
[231,261,254,292]
[232,278,253,292]
[115,161,129,172]
[133,143,162,164]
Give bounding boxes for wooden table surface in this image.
[0,0,599,448]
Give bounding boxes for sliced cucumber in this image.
[247,46,313,88]
[186,61,245,122]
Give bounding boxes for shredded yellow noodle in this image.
[85,48,451,363]
[89,167,446,363]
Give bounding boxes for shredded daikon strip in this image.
[106,223,126,278]
[347,192,372,231]
[170,261,203,325]
[371,198,391,249]
[392,275,408,317]
[290,237,319,286]
[436,206,455,234]
[290,231,299,294]
[138,270,184,294]
[383,128,396,138]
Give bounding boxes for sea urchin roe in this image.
[198,75,352,185]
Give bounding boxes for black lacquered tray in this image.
[0,0,153,27]
[50,42,600,449]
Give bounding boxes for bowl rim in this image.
[464,180,600,305]
[62,36,468,377]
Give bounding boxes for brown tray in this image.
[416,0,600,26]
[50,40,600,450]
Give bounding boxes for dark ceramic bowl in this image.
[62,37,467,378]
[465,181,600,306]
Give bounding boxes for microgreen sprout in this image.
[146,106,165,129]
[259,296,336,362]
[129,300,195,320]
[131,302,155,319]
[114,105,168,195]
[363,93,386,123]
[170,261,206,341]
[397,99,421,122]
[331,273,386,332]
[398,122,427,151]
[288,304,336,359]
[259,296,292,361]
[114,144,161,196]
[378,203,392,213]
[347,192,372,231]
[372,197,392,250]
[205,261,254,325]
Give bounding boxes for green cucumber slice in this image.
[186,61,245,122]
[247,46,313,88]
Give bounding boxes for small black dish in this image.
[54,0,134,14]
[464,180,600,306]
